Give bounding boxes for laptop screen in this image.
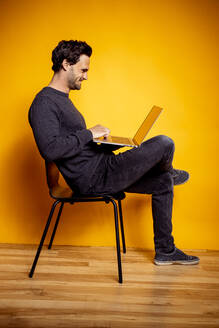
[133,106,163,145]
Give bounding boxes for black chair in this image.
[29,161,126,283]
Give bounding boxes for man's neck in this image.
[48,74,70,94]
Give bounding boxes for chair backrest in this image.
[45,161,74,199]
[45,161,60,189]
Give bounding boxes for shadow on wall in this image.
[123,194,152,248]
[2,135,51,244]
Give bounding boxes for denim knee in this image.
[156,135,175,151]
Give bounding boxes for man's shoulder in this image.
[29,88,62,115]
[28,88,61,126]
[29,87,60,121]
[33,87,56,105]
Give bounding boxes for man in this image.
[28,40,199,265]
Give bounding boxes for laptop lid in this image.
[133,106,163,145]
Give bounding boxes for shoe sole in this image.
[154,259,200,265]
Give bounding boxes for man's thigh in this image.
[92,135,172,194]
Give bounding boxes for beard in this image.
[69,78,81,90]
[68,70,82,90]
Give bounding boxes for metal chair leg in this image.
[48,202,64,249]
[29,200,60,278]
[110,199,123,284]
[118,199,126,254]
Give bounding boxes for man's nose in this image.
[83,72,88,80]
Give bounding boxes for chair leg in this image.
[29,200,60,278]
[48,202,64,249]
[118,199,126,254]
[110,199,123,284]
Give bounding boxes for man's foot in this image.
[171,169,190,185]
[154,247,200,265]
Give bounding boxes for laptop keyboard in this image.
[111,136,133,144]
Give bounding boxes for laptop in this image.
[93,105,163,147]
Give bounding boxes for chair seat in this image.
[50,185,73,199]
[50,185,126,201]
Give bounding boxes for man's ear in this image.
[62,59,71,71]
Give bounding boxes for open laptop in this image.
[93,105,163,147]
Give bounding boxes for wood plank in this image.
[0,244,218,328]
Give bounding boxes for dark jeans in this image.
[90,135,175,253]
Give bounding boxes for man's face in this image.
[66,54,90,90]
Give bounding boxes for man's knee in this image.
[157,135,174,148]
[155,135,175,153]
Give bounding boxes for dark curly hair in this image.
[51,40,92,72]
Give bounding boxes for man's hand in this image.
[89,124,110,139]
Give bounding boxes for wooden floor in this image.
[0,244,219,328]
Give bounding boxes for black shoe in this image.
[171,169,190,185]
[154,247,200,265]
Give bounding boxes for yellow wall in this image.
[0,0,218,250]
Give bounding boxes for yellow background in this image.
[0,0,218,250]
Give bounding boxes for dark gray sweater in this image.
[28,87,116,193]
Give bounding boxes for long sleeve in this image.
[29,97,93,161]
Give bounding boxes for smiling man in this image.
[50,53,90,91]
[28,40,199,265]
